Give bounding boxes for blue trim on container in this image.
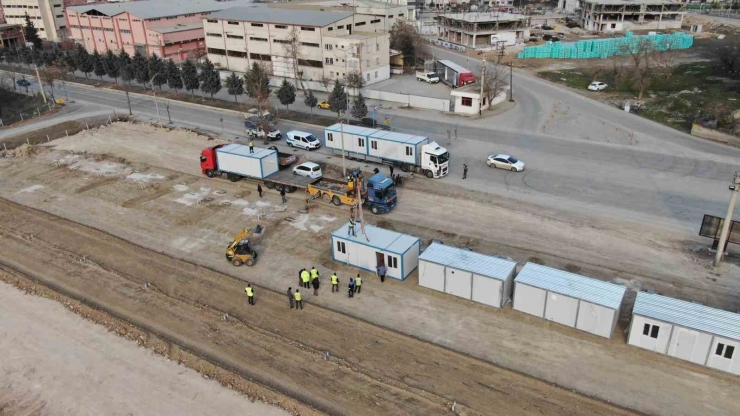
[332,235,404,256]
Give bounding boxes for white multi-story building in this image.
[1,0,66,41]
[203,6,391,87]
[579,0,686,32]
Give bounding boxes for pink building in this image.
[65,0,228,61]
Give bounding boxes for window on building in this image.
[207,32,223,37]
[398,13,404,17]
[375,71,378,78]
[461,97,473,107]
[336,240,346,254]
[642,323,660,339]
[716,343,735,359]
[250,37,267,42]
[337,25,344,29]
[301,42,319,48]
[328,27,333,31]
[375,57,380,65]
[387,15,393,18]
[371,141,377,150]
[121,29,131,34]
[56,15,63,18]
[387,255,398,269]
[227,34,244,39]
[371,19,380,24]
[325,57,333,65]
[119,18,128,21]
[250,23,263,27]
[207,48,226,55]
[325,44,332,50]
[355,21,365,27]
[366,73,370,81]
[298,59,323,68]
[206,19,217,23]
[327,133,333,142]
[227,50,247,58]
[273,39,290,44]
[405,146,412,156]
[227,21,239,25]
[249,53,271,61]
[358,137,365,147]
[274,25,287,29]
[132,19,140,22]
[300,26,315,31]
[54,3,61,7]
[376,43,379,51]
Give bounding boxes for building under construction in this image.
[436,12,530,49]
[579,0,686,32]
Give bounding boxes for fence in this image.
[361,89,451,112]
[428,38,467,53]
[517,31,694,60]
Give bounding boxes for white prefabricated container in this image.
[331,222,420,281]
[513,263,626,338]
[324,124,430,166]
[418,243,517,308]
[215,144,279,180]
[628,292,740,375]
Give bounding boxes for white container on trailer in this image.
[331,222,420,281]
[513,263,626,338]
[324,124,449,178]
[418,243,517,308]
[215,144,279,180]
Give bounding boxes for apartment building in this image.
[203,6,391,87]
[66,0,226,60]
[437,12,530,49]
[0,23,25,48]
[580,0,686,32]
[1,0,66,41]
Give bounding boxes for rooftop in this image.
[515,263,626,310]
[217,143,275,160]
[438,12,528,23]
[150,23,204,34]
[332,222,419,254]
[68,0,225,19]
[419,243,517,281]
[633,292,740,342]
[208,6,353,27]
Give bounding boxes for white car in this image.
[293,162,322,179]
[487,154,525,172]
[286,131,321,150]
[588,81,608,91]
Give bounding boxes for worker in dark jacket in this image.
[312,275,320,296]
[348,278,355,298]
[287,287,294,308]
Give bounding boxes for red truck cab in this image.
[459,72,476,86]
[200,145,222,177]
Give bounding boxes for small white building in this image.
[628,292,740,375]
[450,83,489,116]
[418,243,517,308]
[513,263,626,338]
[331,222,420,281]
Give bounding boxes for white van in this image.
[286,131,321,150]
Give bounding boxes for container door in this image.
[376,252,385,267]
[674,329,698,362]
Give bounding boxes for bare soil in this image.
[1,122,739,415]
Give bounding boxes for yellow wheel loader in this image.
[225,225,263,267]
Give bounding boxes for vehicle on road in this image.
[416,71,440,83]
[267,146,297,168]
[487,154,525,172]
[245,119,282,140]
[286,131,321,150]
[588,81,608,91]
[318,101,331,110]
[293,162,322,179]
[324,124,450,178]
[307,170,397,213]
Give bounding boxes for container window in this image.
[405,146,412,156]
[358,137,365,147]
[327,133,333,142]
[643,323,659,338]
[336,241,346,254]
[716,343,734,359]
[387,255,398,269]
[371,141,377,150]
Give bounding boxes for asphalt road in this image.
[3,67,739,236]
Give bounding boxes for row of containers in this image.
[517,31,694,60]
[331,222,740,376]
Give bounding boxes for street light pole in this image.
[714,174,740,268]
[509,61,514,102]
[149,72,163,125]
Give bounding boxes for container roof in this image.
[419,243,516,281]
[633,292,740,341]
[208,6,353,26]
[217,143,275,160]
[332,222,418,254]
[437,60,473,74]
[515,263,626,309]
[68,0,224,19]
[325,124,428,145]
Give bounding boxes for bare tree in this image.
[389,21,428,68]
[282,27,305,92]
[345,70,365,94]
[619,38,658,102]
[319,75,332,93]
[245,62,276,145]
[481,62,508,108]
[653,37,680,81]
[38,66,60,100]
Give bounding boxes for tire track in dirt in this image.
[0,197,637,416]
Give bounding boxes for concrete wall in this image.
[691,124,740,147]
[362,88,451,112]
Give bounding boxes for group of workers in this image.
[245,266,374,309]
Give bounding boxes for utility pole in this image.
[714,173,740,268]
[34,64,47,104]
[479,59,486,116]
[339,111,347,177]
[509,60,514,102]
[149,72,163,125]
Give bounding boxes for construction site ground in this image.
[1,122,739,415]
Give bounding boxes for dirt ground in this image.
[1,123,739,415]
[0,279,293,416]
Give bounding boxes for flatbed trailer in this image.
[307,177,365,206]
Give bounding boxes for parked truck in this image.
[200,144,398,213]
[307,171,397,214]
[436,60,476,88]
[323,124,450,179]
[416,71,440,83]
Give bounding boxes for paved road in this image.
[3,67,739,235]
